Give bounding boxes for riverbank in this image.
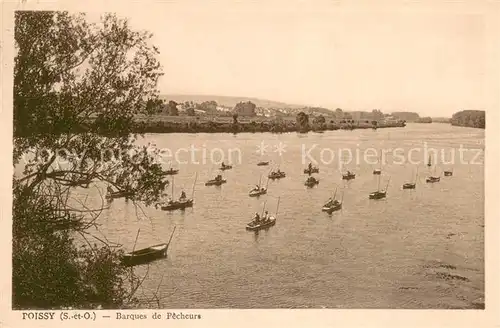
[131,115,406,134]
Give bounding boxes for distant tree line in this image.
[451,110,485,129]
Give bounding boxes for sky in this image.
[18,0,500,116]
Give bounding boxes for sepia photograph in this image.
[2,0,498,322]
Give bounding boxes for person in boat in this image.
[221,162,226,168]
[215,174,222,181]
[347,170,352,175]
[253,212,260,223]
[308,162,313,171]
[179,190,187,201]
[263,210,269,222]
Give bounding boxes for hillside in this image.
[161,94,306,110]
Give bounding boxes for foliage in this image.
[13,11,167,309]
[451,110,485,129]
[196,101,218,112]
[416,117,432,123]
[233,101,256,116]
[296,111,310,132]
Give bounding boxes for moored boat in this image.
[373,168,381,175]
[444,169,453,176]
[121,227,176,267]
[257,161,269,166]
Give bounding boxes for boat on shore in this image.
[246,197,280,231]
[304,176,319,187]
[121,227,176,267]
[369,176,390,199]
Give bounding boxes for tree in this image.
[232,113,239,124]
[335,108,343,119]
[233,101,256,116]
[186,107,196,116]
[371,109,384,121]
[13,11,168,309]
[167,101,179,116]
[296,111,310,132]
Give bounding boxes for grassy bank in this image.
[132,115,406,134]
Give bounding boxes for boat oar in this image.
[132,228,141,254]
[261,201,267,217]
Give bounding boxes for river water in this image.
[77,123,485,308]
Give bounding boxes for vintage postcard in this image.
[1,0,498,327]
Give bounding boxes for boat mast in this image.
[171,175,174,198]
[414,167,419,183]
[385,177,391,193]
[333,187,338,200]
[261,201,267,217]
[377,174,381,191]
[275,197,281,218]
[191,173,197,199]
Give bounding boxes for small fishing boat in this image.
[249,188,267,197]
[426,164,441,183]
[373,151,382,175]
[268,170,286,180]
[257,161,269,166]
[304,176,319,187]
[249,175,269,197]
[426,176,440,183]
[369,176,390,199]
[219,163,232,171]
[402,167,418,190]
[163,168,179,175]
[121,227,176,267]
[342,171,356,180]
[105,186,134,200]
[159,175,196,211]
[160,198,193,210]
[444,169,453,176]
[246,198,280,231]
[205,174,226,186]
[303,165,319,174]
[322,188,343,213]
